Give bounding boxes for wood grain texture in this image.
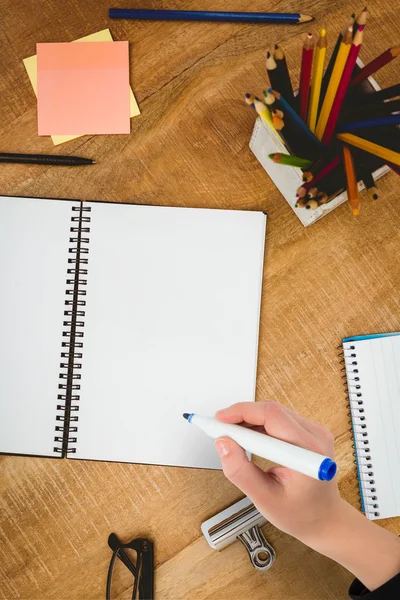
[0,0,399,598]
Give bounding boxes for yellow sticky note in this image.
[23,28,140,145]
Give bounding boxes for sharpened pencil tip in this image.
[299,14,314,23]
[352,209,360,216]
[183,413,190,420]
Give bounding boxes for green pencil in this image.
[268,153,313,169]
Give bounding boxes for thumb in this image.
[215,437,276,507]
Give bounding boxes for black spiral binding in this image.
[54,203,91,457]
[339,341,379,518]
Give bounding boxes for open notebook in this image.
[0,196,266,469]
[343,333,400,520]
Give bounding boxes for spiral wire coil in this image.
[340,342,379,518]
[54,204,91,456]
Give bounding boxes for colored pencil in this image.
[295,197,309,207]
[358,83,400,106]
[263,90,304,154]
[271,107,284,119]
[316,25,353,140]
[273,115,285,130]
[269,89,325,151]
[322,26,365,146]
[386,161,400,176]
[0,153,95,166]
[342,97,400,121]
[297,154,342,196]
[338,114,400,133]
[253,97,274,129]
[361,168,378,200]
[244,93,256,109]
[268,153,313,168]
[301,191,330,210]
[266,52,280,91]
[353,6,368,36]
[321,14,355,100]
[273,45,294,103]
[305,199,320,209]
[337,133,400,166]
[108,8,314,24]
[312,175,347,199]
[308,28,327,132]
[246,94,279,137]
[342,145,360,215]
[350,45,400,87]
[299,33,315,120]
[307,186,320,198]
[263,90,276,105]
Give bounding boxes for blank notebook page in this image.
[0,196,77,457]
[73,203,266,468]
[344,335,400,519]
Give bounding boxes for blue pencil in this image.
[109,8,314,24]
[338,114,400,133]
[268,88,324,150]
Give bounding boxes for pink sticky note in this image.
[37,41,130,135]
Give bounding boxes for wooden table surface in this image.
[0,0,399,598]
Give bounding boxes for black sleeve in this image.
[349,573,400,599]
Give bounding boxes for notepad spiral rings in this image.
[340,342,380,518]
[54,204,91,457]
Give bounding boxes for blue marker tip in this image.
[318,458,337,481]
[183,413,195,423]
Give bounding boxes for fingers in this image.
[215,437,279,508]
[216,401,326,453]
[216,401,270,426]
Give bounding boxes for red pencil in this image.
[350,45,400,87]
[322,26,365,146]
[296,155,342,197]
[299,33,314,121]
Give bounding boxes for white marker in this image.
[183,413,336,481]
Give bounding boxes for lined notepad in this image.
[343,333,400,520]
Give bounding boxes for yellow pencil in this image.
[254,98,274,129]
[316,25,353,141]
[337,133,400,166]
[308,28,327,133]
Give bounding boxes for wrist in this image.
[298,497,351,554]
[303,499,400,591]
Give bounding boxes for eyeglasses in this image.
[106,533,154,600]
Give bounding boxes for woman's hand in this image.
[214,400,341,545]
[215,401,400,592]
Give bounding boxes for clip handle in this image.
[139,539,154,600]
[237,525,276,571]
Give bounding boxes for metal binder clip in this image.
[201,497,276,571]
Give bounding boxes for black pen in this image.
[0,153,96,166]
